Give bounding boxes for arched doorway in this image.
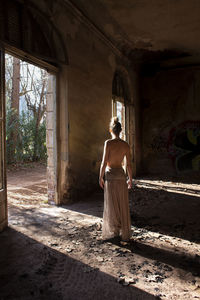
[0,0,67,232]
[0,0,67,66]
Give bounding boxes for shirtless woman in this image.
[99,117,132,241]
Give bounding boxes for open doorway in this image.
[5,53,57,212]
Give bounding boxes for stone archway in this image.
[0,0,68,66]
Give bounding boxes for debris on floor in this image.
[1,167,200,299]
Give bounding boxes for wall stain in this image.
[168,121,200,172]
[150,135,167,152]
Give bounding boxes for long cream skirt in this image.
[102,167,131,241]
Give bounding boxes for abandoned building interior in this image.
[0,0,200,299]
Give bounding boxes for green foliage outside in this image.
[5,54,48,165]
[6,107,47,164]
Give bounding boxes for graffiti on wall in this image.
[148,122,170,152]
[150,135,167,152]
[167,121,200,172]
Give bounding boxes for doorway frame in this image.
[0,47,8,232]
[4,43,60,205]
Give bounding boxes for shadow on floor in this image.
[130,186,200,243]
[62,183,200,244]
[137,173,200,185]
[0,227,159,300]
[7,204,200,278]
[101,237,200,277]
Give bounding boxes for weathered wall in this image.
[46,75,57,203]
[66,26,115,200]
[53,5,115,201]
[141,68,200,177]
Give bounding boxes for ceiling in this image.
[69,0,200,66]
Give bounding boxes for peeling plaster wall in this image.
[66,28,115,200]
[69,0,200,56]
[56,5,116,201]
[141,68,200,178]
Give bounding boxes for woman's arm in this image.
[99,141,109,189]
[126,144,132,189]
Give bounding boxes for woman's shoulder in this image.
[105,139,129,147]
[116,139,130,146]
[121,140,130,147]
[104,139,112,146]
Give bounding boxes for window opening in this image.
[112,100,126,140]
[112,72,130,141]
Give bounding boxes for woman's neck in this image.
[111,134,120,139]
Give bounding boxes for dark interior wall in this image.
[141,68,200,178]
[67,24,115,199]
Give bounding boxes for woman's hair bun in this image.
[110,116,121,135]
[113,117,119,124]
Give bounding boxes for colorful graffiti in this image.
[168,121,200,172]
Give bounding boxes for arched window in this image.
[112,72,130,141]
[112,72,129,103]
[0,0,68,66]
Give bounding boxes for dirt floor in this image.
[0,163,200,300]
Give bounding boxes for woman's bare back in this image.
[99,118,132,190]
[106,138,130,168]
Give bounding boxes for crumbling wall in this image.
[141,68,200,177]
[66,29,115,200]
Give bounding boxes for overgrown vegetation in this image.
[6,109,47,163]
[5,54,48,164]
